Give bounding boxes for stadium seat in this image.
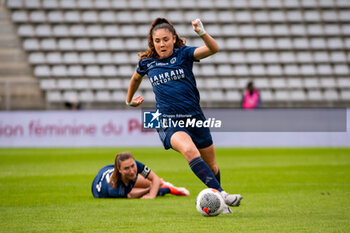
[304,78,320,89]
[317,64,333,75]
[274,90,289,101]
[225,90,241,101]
[52,65,67,77]
[236,11,252,22]
[334,64,349,75]
[61,0,77,9]
[75,39,91,51]
[87,25,103,37]
[217,11,234,22]
[260,90,274,101]
[70,25,86,37]
[79,91,94,102]
[58,39,74,50]
[284,65,300,76]
[85,66,101,77]
[271,78,288,88]
[106,79,122,89]
[340,90,350,100]
[338,78,350,88]
[267,65,283,76]
[209,90,225,101]
[250,65,266,76]
[323,89,339,100]
[288,78,303,88]
[101,66,118,77]
[68,65,84,76]
[297,52,313,63]
[80,52,95,64]
[40,79,56,90]
[330,51,347,62]
[95,0,111,8]
[103,25,119,37]
[30,11,46,23]
[47,11,64,23]
[36,24,52,37]
[263,52,279,63]
[217,64,233,76]
[96,52,112,64]
[254,78,270,89]
[46,52,62,64]
[23,39,40,51]
[81,11,98,23]
[290,24,306,36]
[253,11,269,22]
[12,11,28,22]
[95,90,111,102]
[280,52,296,63]
[143,91,156,103]
[7,0,23,9]
[63,52,80,64]
[308,90,323,101]
[111,91,127,102]
[290,90,306,101]
[34,65,51,77]
[41,39,57,50]
[99,11,115,22]
[236,78,250,88]
[65,11,80,22]
[57,79,73,90]
[46,91,62,102]
[73,79,89,90]
[320,78,337,88]
[91,79,106,89]
[29,52,45,64]
[118,65,133,76]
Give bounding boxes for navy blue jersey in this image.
[91,160,151,198]
[137,46,203,116]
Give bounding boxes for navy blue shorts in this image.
[157,114,213,150]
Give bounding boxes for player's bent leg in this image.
[170,131,201,162]
[171,131,223,192]
[199,144,219,177]
[161,181,190,196]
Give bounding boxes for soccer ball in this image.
[196,188,225,217]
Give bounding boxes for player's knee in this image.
[181,146,200,161]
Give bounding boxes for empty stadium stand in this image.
[4,0,350,109]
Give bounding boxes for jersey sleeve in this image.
[136,160,151,178]
[182,45,198,62]
[136,59,148,76]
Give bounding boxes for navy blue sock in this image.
[189,157,223,192]
[215,169,221,184]
[157,187,170,196]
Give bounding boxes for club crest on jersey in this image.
[170,57,177,64]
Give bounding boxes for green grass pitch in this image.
[0,147,349,232]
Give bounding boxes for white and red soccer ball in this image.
[196,188,225,217]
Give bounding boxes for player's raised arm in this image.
[125,71,144,107]
[192,19,219,60]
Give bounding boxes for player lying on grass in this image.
[126,17,242,213]
[91,152,189,199]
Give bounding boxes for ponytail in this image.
[138,17,186,60]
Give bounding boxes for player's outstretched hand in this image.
[129,96,144,107]
[192,19,206,36]
[141,193,156,199]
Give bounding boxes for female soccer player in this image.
[126,18,242,211]
[91,152,189,198]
